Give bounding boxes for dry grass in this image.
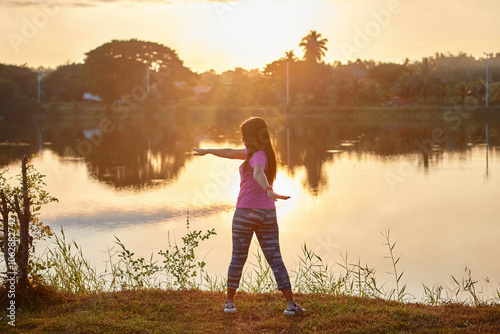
[1,287,500,333]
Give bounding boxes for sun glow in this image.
[273,168,305,233]
[197,0,330,71]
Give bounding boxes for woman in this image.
[193,117,305,315]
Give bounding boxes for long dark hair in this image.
[241,117,277,185]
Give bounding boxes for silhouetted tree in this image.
[83,39,196,103]
[410,58,446,102]
[299,30,328,63]
[0,77,27,112]
[41,63,87,102]
[0,64,37,99]
[284,50,298,62]
[0,64,40,117]
[367,62,408,101]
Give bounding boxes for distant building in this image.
[83,128,101,139]
[192,86,212,100]
[383,96,407,107]
[83,93,102,103]
[174,82,189,90]
[174,82,213,101]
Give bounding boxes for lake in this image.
[1,109,499,302]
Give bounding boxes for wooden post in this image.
[18,155,30,290]
[0,192,10,271]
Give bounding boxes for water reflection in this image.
[80,121,192,190]
[1,114,498,193]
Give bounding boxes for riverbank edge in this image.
[1,287,499,333]
[14,102,500,123]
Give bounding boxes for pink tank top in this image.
[236,149,275,209]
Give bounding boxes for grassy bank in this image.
[286,105,500,123]
[1,287,500,333]
[2,228,499,332]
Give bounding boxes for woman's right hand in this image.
[192,147,208,156]
[266,189,291,201]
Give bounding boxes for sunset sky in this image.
[1,0,499,73]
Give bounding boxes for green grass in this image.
[3,225,500,332]
[1,286,500,333]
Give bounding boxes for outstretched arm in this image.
[253,165,290,201]
[192,147,247,160]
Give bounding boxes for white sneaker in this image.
[223,300,236,313]
[284,302,306,315]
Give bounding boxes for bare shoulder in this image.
[233,148,247,160]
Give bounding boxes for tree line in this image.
[0,31,499,118]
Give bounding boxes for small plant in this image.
[0,156,58,290]
[451,266,484,306]
[106,211,216,290]
[158,224,216,290]
[422,283,444,306]
[381,230,408,302]
[157,210,216,289]
[107,236,161,290]
[32,211,217,292]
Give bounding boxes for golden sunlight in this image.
[201,0,330,70]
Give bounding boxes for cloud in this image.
[45,203,234,232]
[1,0,238,7]
[2,0,94,7]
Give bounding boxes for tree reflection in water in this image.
[0,111,497,193]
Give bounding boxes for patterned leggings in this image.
[227,208,291,291]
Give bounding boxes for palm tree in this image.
[283,50,298,62]
[410,58,445,101]
[299,30,328,63]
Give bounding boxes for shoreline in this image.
[3,102,500,123]
[1,288,499,333]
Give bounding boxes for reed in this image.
[26,227,500,306]
[451,266,485,306]
[381,229,408,302]
[293,244,332,294]
[31,227,107,293]
[421,283,444,306]
[239,249,275,293]
[336,251,385,298]
[421,267,500,306]
[202,271,226,292]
